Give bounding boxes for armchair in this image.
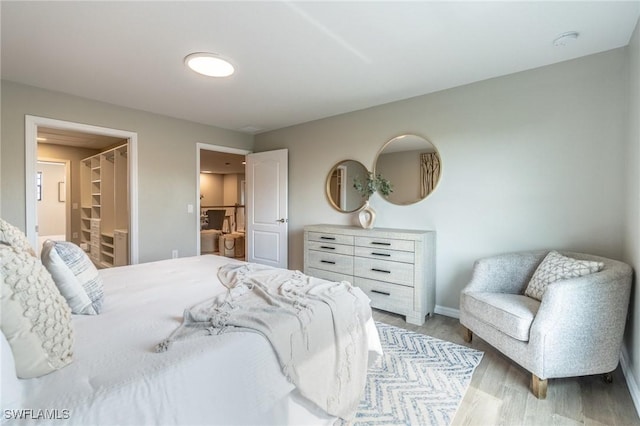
[459,250,632,398]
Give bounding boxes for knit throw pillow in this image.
[0,218,35,257]
[525,250,604,301]
[41,240,104,315]
[1,244,74,378]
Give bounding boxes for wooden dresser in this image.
[303,224,435,325]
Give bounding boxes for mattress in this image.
[6,255,382,425]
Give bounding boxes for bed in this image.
[1,254,382,425]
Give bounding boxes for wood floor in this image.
[372,309,640,426]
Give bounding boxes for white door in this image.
[246,149,288,268]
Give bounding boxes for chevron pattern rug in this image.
[350,322,483,426]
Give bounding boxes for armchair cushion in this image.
[524,250,603,301]
[461,292,540,341]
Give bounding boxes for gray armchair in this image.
[459,250,632,398]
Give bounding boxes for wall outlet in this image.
[172,250,178,259]
[72,232,78,238]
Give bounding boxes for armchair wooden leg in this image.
[531,374,547,399]
[603,372,613,384]
[462,326,472,343]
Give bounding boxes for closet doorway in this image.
[25,116,139,265]
[35,159,69,256]
[197,144,250,259]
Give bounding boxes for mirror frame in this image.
[325,159,369,213]
[373,134,442,206]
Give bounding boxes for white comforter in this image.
[6,255,382,425]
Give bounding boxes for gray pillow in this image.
[525,250,604,301]
[41,240,104,315]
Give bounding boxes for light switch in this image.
[187,204,194,213]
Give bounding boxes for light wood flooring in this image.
[372,309,640,426]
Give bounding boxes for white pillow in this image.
[525,250,604,301]
[1,244,74,378]
[41,240,104,315]
[0,218,35,257]
[1,331,22,409]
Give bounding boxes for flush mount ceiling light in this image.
[185,52,235,77]
[553,31,580,47]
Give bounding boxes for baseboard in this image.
[620,345,640,419]
[435,305,460,319]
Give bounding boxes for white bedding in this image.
[4,255,382,425]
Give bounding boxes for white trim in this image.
[195,143,251,255]
[621,345,640,418]
[435,304,460,319]
[25,115,139,264]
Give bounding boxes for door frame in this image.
[36,157,71,243]
[25,115,139,264]
[196,143,251,255]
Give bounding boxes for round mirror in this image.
[326,160,369,213]
[374,134,441,205]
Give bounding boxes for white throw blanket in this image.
[156,263,373,420]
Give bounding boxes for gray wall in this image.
[256,42,640,402]
[623,18,640,402]
[1,81,253,262]
[255,48,628,315]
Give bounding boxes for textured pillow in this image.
[0,218,35,257]
[1,331,22,409]
[1,244,74,378]
[525,250,604,301]
[41,240,104,315]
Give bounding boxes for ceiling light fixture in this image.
[553,31,580,47]
[185,52,235,77]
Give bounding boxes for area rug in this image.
[349,322,484,426]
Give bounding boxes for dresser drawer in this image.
[305,267,353,285]
[355,236,414,252]
[355,277,413,314]
[354,257,414,287]
[354,246,414,264]
[307,240,354,256]
[307,251,354,275]
[308,231,354,246]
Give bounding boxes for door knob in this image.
[276,218,287,223]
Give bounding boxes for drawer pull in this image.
[371,289,391,296]
[320,246,336,250]
[371,241,391,246]
[371,268,391,274]
[371,252,391,257]
[320,236,336,240]
[321,260,336,265]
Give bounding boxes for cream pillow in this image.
[525,250,604,301]
[1,244,74,378]
[1,331,22,409]
[0,218,35,257]
[41,240,104,315]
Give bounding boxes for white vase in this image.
[358,200,376,229]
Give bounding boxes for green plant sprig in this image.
[353,172,393,199]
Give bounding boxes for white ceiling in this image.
[2,1,639,135]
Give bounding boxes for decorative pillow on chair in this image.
[41,240,104,315]
[0,218,35,257]
[1,244,74,378]
[525,250,604,301]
